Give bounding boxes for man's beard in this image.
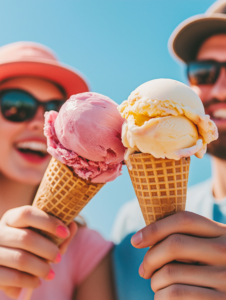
[207,129,226,160]
[203,98,226,160]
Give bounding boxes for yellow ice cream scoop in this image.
[118,78,218,160]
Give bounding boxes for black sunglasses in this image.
[0,89,65,122]
[187,60,226,85]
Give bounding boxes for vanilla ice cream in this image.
[118,79,218,160]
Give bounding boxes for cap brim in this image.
[169,14,226,63]
[0,60,89,97]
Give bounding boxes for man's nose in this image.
[27,106,45,132]
[210,67,226,101]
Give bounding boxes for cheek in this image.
[0,114,24,157]
[0,113,48,185]
[190,85,211,105]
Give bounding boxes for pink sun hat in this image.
[0,41,89,97]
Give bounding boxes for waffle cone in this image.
[126,153,190,225]
[33,157,105,244]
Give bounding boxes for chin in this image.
[17,172,44,185]
[1,164,47,185]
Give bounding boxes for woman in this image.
[0,42,115,300]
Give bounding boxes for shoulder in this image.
[187,179,211,196]
[186,179,212,213]
[111,199,145,244]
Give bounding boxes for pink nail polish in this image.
[47,270,55,280]
[139,263,145,278]
[55,253,61,263]
[131,231,142,245]
[56,226,69,238]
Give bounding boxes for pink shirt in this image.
[0,227,113,300]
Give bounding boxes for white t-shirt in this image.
[112,179,226,244]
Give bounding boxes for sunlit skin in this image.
[131,34,226,300]
[193,34,226,131]
[0,77,64,186]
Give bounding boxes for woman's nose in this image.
[27,106,45,132]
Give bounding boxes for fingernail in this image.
[131,231,142,245]
[139,262,145,278]
[55,253,61,263]
[56,226,69,238]
[47,270,55,280]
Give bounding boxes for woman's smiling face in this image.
[0,77,65,185]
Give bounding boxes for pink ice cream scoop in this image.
[44,92,126,183]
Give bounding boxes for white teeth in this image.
[213,108,226,119]
[16,141,47,153]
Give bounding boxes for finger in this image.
[1,286,21,299]
[131,211,226,248]
[59,222,78,255]
[141,234,226,278]
[0,227,60,263]
[3,206,70,239]
[0,266,40,289]
[154,284,224,300]
[151,263,226,293]
[0,246,53,280]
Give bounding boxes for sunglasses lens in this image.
[1,91,37,122]
[187,61,218,85]
[44,100,64,112]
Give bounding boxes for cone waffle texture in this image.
[126,153,190,225]
[33,157,104,244]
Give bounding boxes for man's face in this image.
[190,34,226,160]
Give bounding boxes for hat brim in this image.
[169,14,226,63]
[0,59,89,97]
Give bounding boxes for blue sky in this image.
[1,0,216,238]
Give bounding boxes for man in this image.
[112,1,226,299]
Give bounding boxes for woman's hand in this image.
[0,205,77,299]
[131,211,226,300]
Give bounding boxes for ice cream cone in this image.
[33,157,105,245]
[126,153,190,225]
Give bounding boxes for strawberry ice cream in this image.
[44,92,125,183]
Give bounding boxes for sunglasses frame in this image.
[0,88,65,122]
[187,60,226,85]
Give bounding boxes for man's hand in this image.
[131,211,226,300]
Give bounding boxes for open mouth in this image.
[15,141,49,162]
[212,108,226,120]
